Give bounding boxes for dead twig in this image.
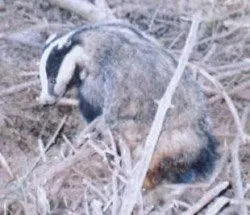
[191,64,248,144]
[205,197,230,215]
[196,27,240,46]
[18,71,38,77]
[119,11,202,215]
[0,151,14,180]
[230,107,249,215]
[56,97,79,106]
[209,79,250,103]
[216,70,250,81]
[22,116,67,180]
[0,80,39,97]
[147,0,163,31]
[90,199,103,215]
[182,181,230,215]
[48,0,116,22]
[84,188,90,215]
[107,129,120,215]
[34,97,79,108]
[209,61,250,72]
[0,23,74,48]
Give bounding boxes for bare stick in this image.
[18,71,38,77]
[216,70,249,81]
[0,151,14,179]
[119,11,202,215]
[230,198,250,206]
[209,79,250,103]
[148,0,163,31]
[36,97,79,107]
[56,97,79,106]
[196,27,239,46]
[191,64,248,144]
[182,181,230,215]
[205,197,230,215]
[1,23,74,48]
[90,199,103,215]
[230,107,249,215]
[84,188,90,215]
[107,130,120,215]
[0,80,39,97]
[22,116,67,180]
[83,179,108,203]
[209,61,250,72]
[48,0,116,21]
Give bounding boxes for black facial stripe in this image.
[44,22,152,59]
[45,37,80,82]
[78,90,103,123]
[67,64,82,88]
[43,34,62,51]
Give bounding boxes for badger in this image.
[38,21,218,188]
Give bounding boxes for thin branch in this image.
[84,188,90,215]
[119,11,202,215]
[182,181,230,215]
[209,79,250,103]
[56,97,79,106]
[90,199,103,215]
[1,23,73,48]
[195,27,240,46]
[209,61,250,72]
[230,107,249,215]
[0,151,14,179]
[22,116,67,180]
[35,97,79,107]
[107,129,120,215]
[48,0,116,22]
[147,0,163,31]
[0,80,39,97]
[216,70,249,81]
[205,197,230,215]
[190,64,248,144]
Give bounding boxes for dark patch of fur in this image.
[45,36,80,90]
[78,91,103,123]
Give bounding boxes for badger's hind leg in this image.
[144,125,218,189]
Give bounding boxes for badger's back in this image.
[39,22,218,188]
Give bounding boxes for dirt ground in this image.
[0,0,250,214]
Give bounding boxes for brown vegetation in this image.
[0,0,250,214]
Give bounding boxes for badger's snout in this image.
[38,93,57,105]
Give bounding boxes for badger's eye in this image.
[50,78,56,84]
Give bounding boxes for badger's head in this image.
[39,31,88,105]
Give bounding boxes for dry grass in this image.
[0,0,250,214]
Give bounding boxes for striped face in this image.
[38,31,87,105]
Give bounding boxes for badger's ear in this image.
[45,33,58,46]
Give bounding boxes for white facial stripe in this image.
[45,33,57,45]
[57,30,78,49]
[39,30,79,104]
[54,45,88,97]
[39,41,54,101]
